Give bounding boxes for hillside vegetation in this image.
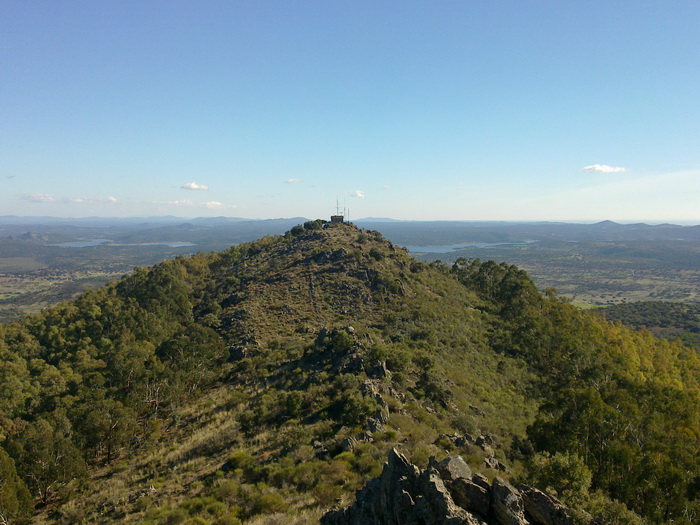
[0,221,698,524]
[599,301,700,350]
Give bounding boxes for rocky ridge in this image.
[322,449,578,525]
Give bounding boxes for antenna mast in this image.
[330,196,346,223]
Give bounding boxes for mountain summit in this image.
[0,220,698,524]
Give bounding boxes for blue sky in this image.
[1,1,699,222]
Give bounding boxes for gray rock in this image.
[358,431,374,442]
[339,352,364,373]
[472,473,491,491]
[476,434,495,447]
[367,360,391,379]
[436,455,473,482]
[434,433,461,446]
[367,417,384,433]
[361,380,379,397]
[451,477,491,517]
[417,461,479,524]
[490,477,528,525]
[341,436,357,452]
[484,454,506,472]
[374,395,390,425]
[517,485,574,525]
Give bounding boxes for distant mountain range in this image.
[2,216,699,245]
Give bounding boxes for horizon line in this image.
[1,215,700,227]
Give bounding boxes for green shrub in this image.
[159,508,188,525]
[313,481,343,505]
[369,248,385,261]
[185,518,209,525]
[214,514,242,525]
[135,495,154,511]
[215,481,241,505]
[434,436,456,451]
[304,219,325,230]
[333,451,354,463]
[451,413,477,435]
[249,492,288,515]
[227,451,256,473]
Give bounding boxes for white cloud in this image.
[350,190,365,198]
[285,178,301,184]
[181,182,209,191]
[163,199,194,206]
[20,193,57,203]
[582,164,627,173]
[68,196,119,205]
[202,201,225,209]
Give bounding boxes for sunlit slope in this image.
[0,221,698,524]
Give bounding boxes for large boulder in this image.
[490,478,528,525]
[436,455,473,482]
[517,485,575,525]
[450,477,491,518]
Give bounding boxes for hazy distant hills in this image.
[2,216,699,323]
[2,216,700,248]
[359,219,700,245]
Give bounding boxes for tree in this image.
[72,398,136,463]
[0,446,32,524]
[6,419,85,503]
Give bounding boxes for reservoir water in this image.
[52,240,195,248]
[404,241,537,253]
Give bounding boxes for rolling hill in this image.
[0,221,698,524]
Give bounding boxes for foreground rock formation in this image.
[322,449,576,525]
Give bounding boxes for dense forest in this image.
[0,222,698,524]
[599,301,700,350]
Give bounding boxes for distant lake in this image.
[405,241,537,253]
[52,240,196,248]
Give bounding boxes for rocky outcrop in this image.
[321,448,476,525]
[322,449,578,525]
[517,486,576,525]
